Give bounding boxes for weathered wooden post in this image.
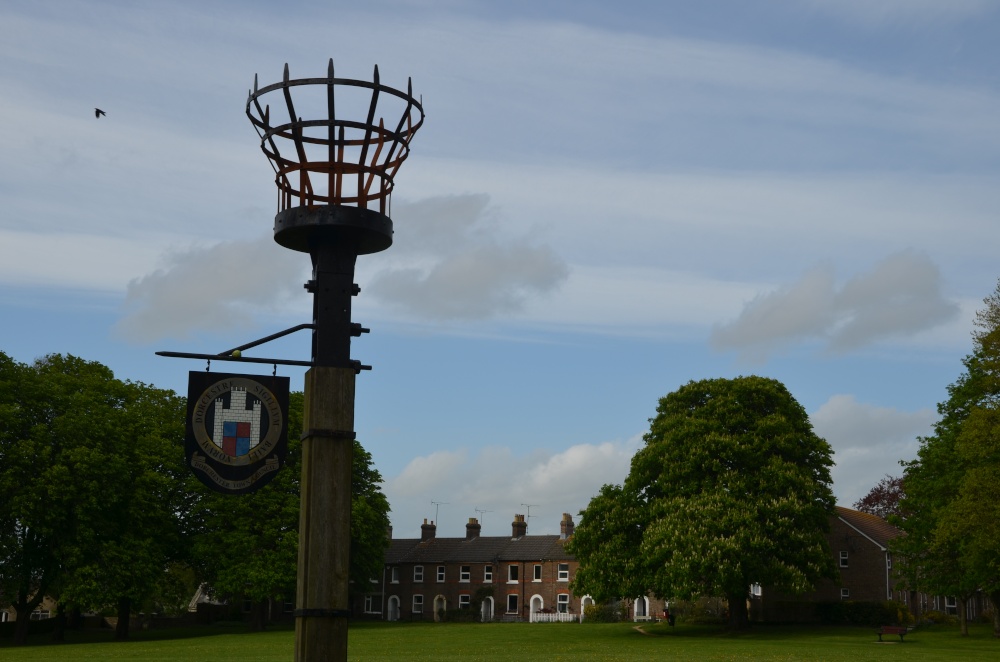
[246,60,423,661]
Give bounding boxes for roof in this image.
[835,506,901,550]
[386,535,574,565]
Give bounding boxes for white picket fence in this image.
[530,612,578,623]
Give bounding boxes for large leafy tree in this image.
[0,353,187,644]
[572,376,837,629]
[896,278,1000,637]
[190,391,390,630]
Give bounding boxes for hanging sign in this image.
[185,371,290,494]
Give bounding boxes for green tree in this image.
[57,378,189,640]
[0,353,187,644]
[572,376,837,629]
[190,391,390,630]
[895,279,1000,637]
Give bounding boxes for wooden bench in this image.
[876,625,908,642]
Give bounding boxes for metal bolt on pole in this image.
[247,60,423,662]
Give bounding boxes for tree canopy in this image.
[190,390,391,630]
[571,376,836,629]
[0,353,187,644]
[895,278,1000,637]
[853,474,904,520]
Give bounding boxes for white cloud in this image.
[365,195,569,320]
[711,252,960,361]
[810,394,935,506]
[384,435,642,538]
[116,234,308,343]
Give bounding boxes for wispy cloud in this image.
[116,234,306,343]
[365,195,569,320]
[711,251,959,361]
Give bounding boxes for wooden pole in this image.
[295,366,354,661]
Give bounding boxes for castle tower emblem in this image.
[212,387,262,457]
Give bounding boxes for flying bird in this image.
[94,108,106,118]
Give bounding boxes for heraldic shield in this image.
[185,371,290,494]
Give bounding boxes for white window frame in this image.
[506,594,518,614]
[413,594,424,613]
[364,594,382,614]
[437,566,446,583]
[484,565,493,582]
[414,565,424,582]
[839,551,849,568]
[460,565,471,582]
[557,563,569,581]
[557,594,569,613]
[390,567,400,583]
[840,588,850,600]
[459,594,471,609]
[508,564,519,583]
[533,564,543,582]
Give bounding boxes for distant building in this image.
[356,513,585,622]
[754,506,984,622]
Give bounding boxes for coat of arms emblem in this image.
[185,372,289,494]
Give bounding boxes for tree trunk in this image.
[989,590,1000,638]
[250,600,268,631]
[958,597,968,637]
[12,588,45,646]
[51,603,66,642]
[115,597,132,641]
[726,592,750,630]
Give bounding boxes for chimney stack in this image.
[421,518,436,542]
[560,513,575,539]
[512,514,527,538]
[466,517,481,540]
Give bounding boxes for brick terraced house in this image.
[755,506,985,622]
[358,513,583,622]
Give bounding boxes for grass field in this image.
[2,620,998,661]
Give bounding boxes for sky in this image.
[2,0,999,539]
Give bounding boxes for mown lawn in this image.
[1,620,997,661]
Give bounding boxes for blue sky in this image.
[2,0,999,538]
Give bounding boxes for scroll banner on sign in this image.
[185,371,290,494]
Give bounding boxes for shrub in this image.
[815,600,906,626]
[583,603,621,623]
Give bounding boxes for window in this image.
[839,551,849,568]
[887,585,893,600]
[437,566,446,582]
[750,584,762,597]
[533,564,542,581]
[413,594,424,613]
[364,594,382,614]
[886,555,892,569]
[507,594,518,613]
[390,567,400,583]
[460,565,471,582]
[945,596,957,615]
[484,565,493,581]
[557,563,569,581]
[414,565,424,582]
[557,594,569,613]
[459,594,471,609]
[508,565,519,583]
[840,588,850,600]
